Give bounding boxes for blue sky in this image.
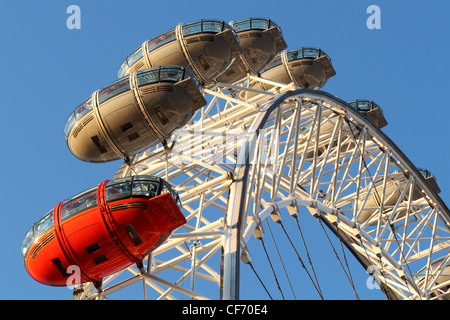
[1,0,449,300]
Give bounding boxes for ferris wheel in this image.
[22,18,450,300]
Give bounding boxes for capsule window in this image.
[64,112,77,140]
[182,20,225,36]
[64,98,93,140]
[161,185,171,196]
[127,132,140,141]
[21,226,35,258]
[250,19,270,30]
[159,67,185,82]
[261,56,282,73]
[162,182,180,205]
[233,20,251,32]
[117,59,130,79]
[91,135,107,154]
[176,196,182,210]
[182,21,203,36]
[120,122,134,132]
[98,78,130,104]
[74,98,93,121]
[287,49,320,62]
[60,187,98,222]
[21,209,55,258]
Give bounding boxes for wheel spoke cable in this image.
[248,262,273,300]
[265,219,297,299]
[316,216,360,300]
[258,236,286,299]
[277,220,324,299]
[292,215,322,298]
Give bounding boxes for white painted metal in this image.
[73,76,450,300]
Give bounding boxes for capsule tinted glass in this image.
[60,187,98,221]
[260,55,282,73]
[34,210,54,239]
[160,67,185,83]
[251,19,271,30]
[232,19,251,32]
[202,20,224,33]
[136,68,160,86]
[117,59,129,78]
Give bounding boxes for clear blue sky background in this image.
[0,0,448,300]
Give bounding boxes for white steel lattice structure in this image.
[74,76,450,300]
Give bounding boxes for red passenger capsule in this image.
[261,48,336,89]
[21,175,186,287]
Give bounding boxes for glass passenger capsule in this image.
[215,18,287,84]
[261,48,336,89]
[64,65,206,163]
[298,98,388,161]
[418,168,441,194]
[21,175,185,287]
[117,19,241,85]
[348,99,388,129]
[357,168,441,224]
[414,255,450,295]
[240,48,336,99]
